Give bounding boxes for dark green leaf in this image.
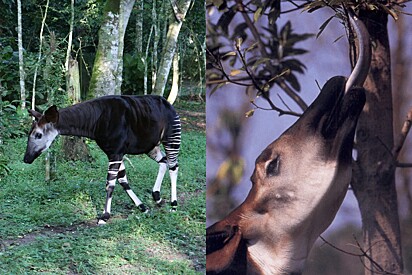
[282,59,306,74]
[317,16,334,39]
[217,8,236,36]
[284,73,301,92]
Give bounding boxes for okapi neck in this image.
[55,104,98,139]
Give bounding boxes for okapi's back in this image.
[58,95,179,156]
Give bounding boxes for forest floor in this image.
[0,99,206,274]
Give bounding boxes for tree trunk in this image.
[63,58,90,161]
[135,0,143,53]
[67,58,81,104]
[351,10,403,274]
[65,0,75,74]
[151,0,158,91]
[89,0,135,97]
[392,14,412,216]
[17,0,25,110]
[143,26,154,95]
[31,0,49,110]
[167,51,179,104]
[153,0,191,96]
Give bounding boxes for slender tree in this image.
[31,0,49,110]
[135,0,143,53]
[151,0,159,91]
[17,0,25,109]
[153,0,192,96]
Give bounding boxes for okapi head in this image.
[206,12,369,274]
[24,106,59,164]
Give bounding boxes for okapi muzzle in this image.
[206,11,369,275]
[24,107,59,164]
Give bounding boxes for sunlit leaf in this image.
[229,69,243,76]
[254,7,263,22]
[222,51,237,58]
[245,109,255,118]
[245,42,259,52]
[235,37,243,48]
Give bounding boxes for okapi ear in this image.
[27,109,43,121]
[206,223,246,273]
[44,105,59,124]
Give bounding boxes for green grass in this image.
[0,101,205,274]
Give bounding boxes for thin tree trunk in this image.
[31,0,49,110]
[17,0,25,110]
[153,0,191,96]
[65,0,75,74]
[144,25,154,95]
[151,0,158,91]
[62,58,90,161]
[193,32,205,99]
[351,10,403,274]
[89,0,135,98]
[167,51,179,104]
[135,0,143,53]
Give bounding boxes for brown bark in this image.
[351,10,403,274]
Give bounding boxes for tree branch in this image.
[320,235,404,275]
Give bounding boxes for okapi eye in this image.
[34,133,42,139]
[266,156,280,177]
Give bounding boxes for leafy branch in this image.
[207,0,312,117]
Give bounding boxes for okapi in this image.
[23,95,181,225]
[206,11,370,274]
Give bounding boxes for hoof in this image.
[138,204,149,213]
[170,200,177,212]
[152,191,162,205]
[97,212,110,225]
[97,219,107,225]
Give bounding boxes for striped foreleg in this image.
[163,115,181,211]
[117,160,148,213]
[147,146,168,205]
[98,160,122,225]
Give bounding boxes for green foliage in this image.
[0,100,27,140]
[122,53,145,95]
[207,0,313,101]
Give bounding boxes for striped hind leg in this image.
[163,115,181,211]
[147,146,168,205]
